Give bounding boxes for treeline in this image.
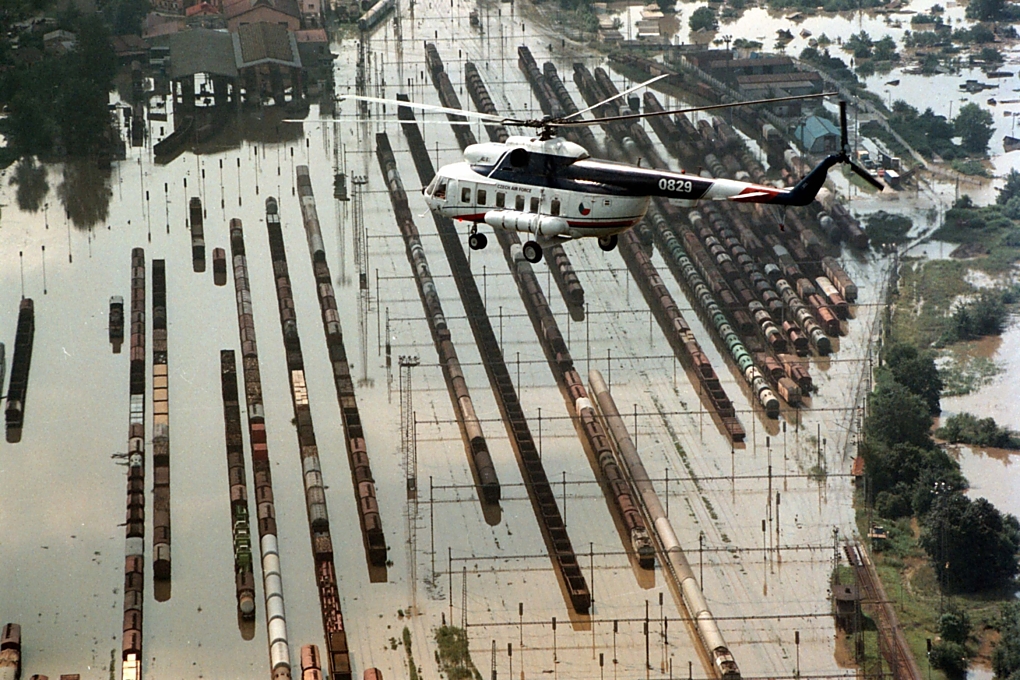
[937,413,1020,450]
[863,343,1020,594]
[0,11,117,165]
[861,100,994,159]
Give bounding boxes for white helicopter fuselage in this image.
[423,136,649,242]
[427,160,649,238]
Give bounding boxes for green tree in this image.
[866,211,912,244]
[883,342,943,414]
[656,0,676,13]
[928,640,968,678]
[919,493,1020,593]
[954,102,994,154]
[873,35,898,61]
[845,31,874,58]
[965,0,1006,21]
[689,6,717,31]
[997,169,1020,205]
[864,381,934,448]
[993,603,1020,679]
[938,607,971,645]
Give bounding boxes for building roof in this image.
[223,0,300,20]
[232,22,301,69]
[294,28,327,43]
[111,34,147,57]
[167,28,238,78]
[186,1,221,16]
[795,115,840,149]
[735,71,821,85]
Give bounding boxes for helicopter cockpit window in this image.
[461,187,472,203]
[425,176,438,196]
[434,178,447,199]
[550,197,560,216]
[496,192,505,208]
[515,195,525,211]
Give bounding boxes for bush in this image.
[938,608,971,645]
[689,6,717,31]
[954,102,995,155]
[993,603,1020,679]
[949,291,1010,341]
[929,640,968,678]
[919,494,1020,593]
[876,488,913,519]
[936,412,1020,449]
[864,381,934,449]
[883,342,943,414]
[866,211,912,245]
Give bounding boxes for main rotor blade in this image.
[839,100,849,152]
[849,160,884,190]
[338,94,509,124]
[283,117,480,126]
[562,73,670,122]
[554,91,839,128]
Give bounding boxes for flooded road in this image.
[0,2,904,679]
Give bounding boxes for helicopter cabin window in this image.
[530,197,539,213]
[515,195,525,211]
[461,186,472,203]
[495,191,505,208]
[434,178,447,199]
[550,197,561,216]
[477,189,487,205]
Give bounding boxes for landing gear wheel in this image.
[598,234,619,252]
[522,240,543,264]
[468,232,487,250]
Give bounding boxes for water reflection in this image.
[56,159,112,230]
[9,156,50,213]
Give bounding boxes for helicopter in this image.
[344,78,882,264]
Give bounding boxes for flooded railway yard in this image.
[0,3,910,678]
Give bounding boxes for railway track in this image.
[845,543,923,680]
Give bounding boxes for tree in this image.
[873,35,898,61]
[845,31,874,59]
[965,0,1006,21]
[928,640,968,678]
[993,603,1020,679]
[954,102,995,154]
[866,211,912,244]
[938,607,971,645]
[689,6,717,31]
[656,0,676,13]
[997,169,1020,205]
[919,493,1020,593]
[864,381,934,448]
[883,342,943,414]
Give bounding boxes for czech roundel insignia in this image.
[578,202,591,216]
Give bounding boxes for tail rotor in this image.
[839,100,884,190]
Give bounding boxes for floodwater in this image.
[0,1,907,679]
[942,319,1020,519]
[609,0,1020,199]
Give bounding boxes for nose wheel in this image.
[598,234,618,252]
[468,232,487,250]
[522,240,543,264]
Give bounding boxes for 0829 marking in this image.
[658,178,693,194]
